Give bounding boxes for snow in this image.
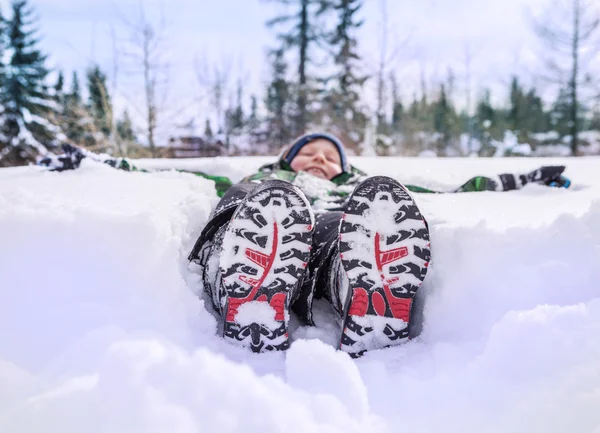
[235,301,280,329]
[1,155,600,432]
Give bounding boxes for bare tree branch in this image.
[117,1,170,157]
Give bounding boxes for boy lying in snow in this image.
[185,133,570,356]
[40,136,571,356]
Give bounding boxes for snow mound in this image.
[1,156,600,432]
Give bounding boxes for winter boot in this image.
[218,180,315,352]
[337,176,431,357]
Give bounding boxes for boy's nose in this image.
[313,152,326,163]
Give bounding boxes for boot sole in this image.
[219,181,314,353]
[339,176,430,357]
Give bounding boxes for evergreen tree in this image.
[329,0,365,111]
[0,0,60,166]
[433,84,458,154]
[224,106,234,146]
[474,89,503,154]
[551,87,575,138]
[0,6,5,89]
[86,64,112,139]
[507,76,525,133]
[204,118,214,139]
[230,79,245,133]
[54,70,64,100]
[390,74,404,133]
[60,71,88,146]
[266,0,328,135]
[265,48,293,149]
[70,71,81,104]
[419,94,432,130]
[116,110,135,143]
[476,90,495,128]
[409,94,419,120]
[523,88,549,135]
[53,70,65,126]
[590,103,600,131]
[400,93,426,154]
[507,76,550,141]
[248,95,260,131]
[326,0,367,149]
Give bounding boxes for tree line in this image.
[0,0,598,167]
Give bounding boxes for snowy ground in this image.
[1,156,600,433]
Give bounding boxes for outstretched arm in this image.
[38,144,234,197]
[455,166,571,192]
[402,166,571,194]
[38,144,137,172]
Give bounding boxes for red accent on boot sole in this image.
[269,292,286,321]
[225,298,244,322]
[374,232,413,321]
[227,221,279,323]
[372,291,386,316]
[348,288,368,316]
[388,298,412,322]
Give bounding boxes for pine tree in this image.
[204,118,214,139]
[390,74,403,133]
[419,93,432,133]
[0,6,5,90]
[265,48,293,149]
[54,71,64,100]
[433,84,458,155]
[230,79,245,133]
[590,102,600,131]
[248,95,260,132]
[224,103,234,146]
[476,90,495,127]
[326,0,367,149]
[551,87,575,138]
[409,94,419,120]
[116,110,135,143]
[53,70,65,127]
[475,89,497,154]
[86,64,112,140]
[70,71,81,105]
[507,76,525,133]
[0,0,61,166]
[400,93,426,155]
[523,88,549,135]
[266,0,328,135]
[61,71,89,146]
[506,76,550,141]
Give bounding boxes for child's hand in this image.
[527,166,571,188]
[37,144,86,171]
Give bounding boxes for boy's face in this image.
[289,139,343,180]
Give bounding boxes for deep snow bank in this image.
[1,157,599,433]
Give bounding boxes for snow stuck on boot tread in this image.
[219,180,314,353]
[339,176,430,357]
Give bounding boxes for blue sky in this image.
[16,0,592,138]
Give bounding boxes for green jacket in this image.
[192,158,506,204]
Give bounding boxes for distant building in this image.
[166,136,228,158]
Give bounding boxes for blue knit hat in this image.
[282,132,349,173]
